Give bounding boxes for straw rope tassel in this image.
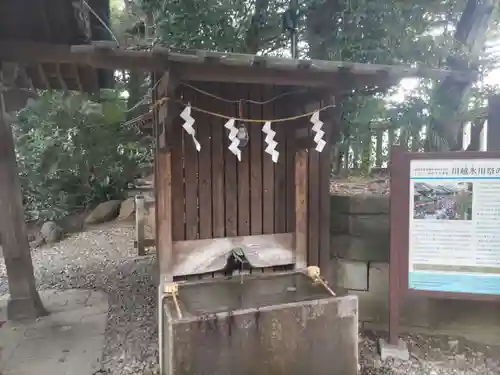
[306,266,336,296]
[164,282,183,319]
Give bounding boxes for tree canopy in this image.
[12,0,500,220]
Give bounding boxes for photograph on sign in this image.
[413,181,473,220]
[408,159,500,295]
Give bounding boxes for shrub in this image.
[14,91,152,221]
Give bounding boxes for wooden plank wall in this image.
[156,80,332,279]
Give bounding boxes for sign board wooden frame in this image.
[388,146,500,344]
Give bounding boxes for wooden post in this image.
[319,99,334,286]
[388,145,405,345]
[155,71,176,279]
[0,75,46,320]
[375,130,383,167]
[157,152,173,277]
[135,195,146,256]
[295,150,308,269]
[388,129,395,158]
[487,95,500,151]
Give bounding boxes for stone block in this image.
[338,260,368,291]
[330,213,348,234]
[331,194,389,215]
[368,262,389,294]
[348,290,387,323]
[378,338,409,361]
[331,213,389,236]
[332,235,389,262]
[427,299,500,330]
[84,200,121,225]
[349,289,433,328]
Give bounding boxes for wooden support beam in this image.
[78,66,99,92]
[295,150,308,269]
[157,71,179,150]
[57,63,78,91]
[37,64,50,90]
[3,88,37,113]
[35,0,58,91]
[55,64,68,91]
[178,64,335,88]
[156,151,173,277]
[73,65,83,92]
[17,66,35,91]
[25,66,44,90]
[318,97,335,286]
[0,41,456,89]
[487,95,500,151]
[135,195,146,256]
[155,71,177,279]
[0,72,46,320]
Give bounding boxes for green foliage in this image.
[137,0,289,53]
[14,91,152,221]
[304,0,464,64]
[114,0,500,170]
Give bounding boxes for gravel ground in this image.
[360,331,500,375]
[1,222,500,374]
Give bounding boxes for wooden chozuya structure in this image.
[130,47,468,285]
[0,0,470,354]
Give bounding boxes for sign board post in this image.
[389,146,500,345]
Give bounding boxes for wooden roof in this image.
[0,0,473,92]
[0,41,475,91]
[0,0,113,91]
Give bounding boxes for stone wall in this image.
[330,194,402,326]
[331,193,500,337]
[331,194,389,292]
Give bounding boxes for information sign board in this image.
[388,147,500,345]
[409,158,500,295]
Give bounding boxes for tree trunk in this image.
[352,141,360,169]
[399,128,409,150]
[243,0,270,53]
[486,95,500,151]
[360,132,371,173]
[388,129,395,160]
[0,77,46,320]
[342,138,350,171]
[411,127,421,152]
[305,1,329,59]
[429,0,496,150]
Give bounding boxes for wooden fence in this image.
[337,98,495,173]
